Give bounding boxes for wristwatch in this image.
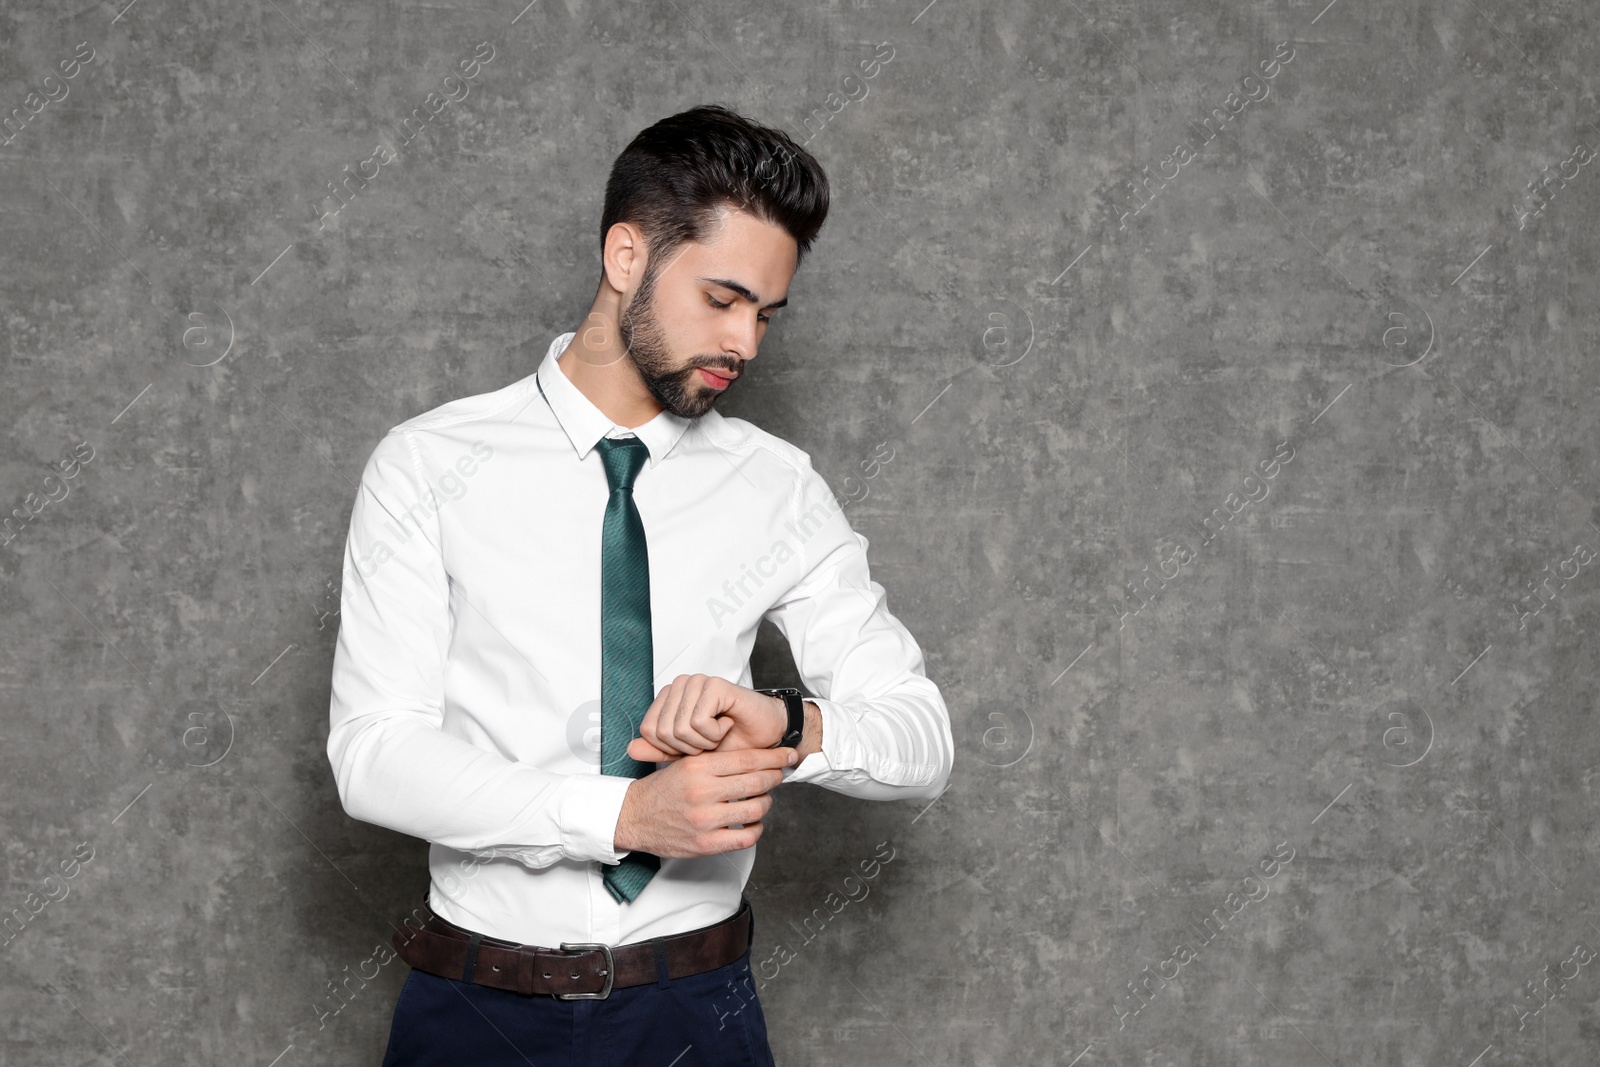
[756,687,806,750]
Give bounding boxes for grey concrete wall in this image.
[3,0,1598,1063]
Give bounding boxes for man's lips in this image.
[699,368,735,390]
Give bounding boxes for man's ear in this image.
[601,221,647,297]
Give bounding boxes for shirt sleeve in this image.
[762,454,954,802]
[326,428,636,869]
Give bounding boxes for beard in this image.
[617,263,739,420]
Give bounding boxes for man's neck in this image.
[559,329,663,430]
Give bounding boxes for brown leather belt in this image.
[391,896,753,1000]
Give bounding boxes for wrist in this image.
[760,687,807,751]
[612,780,636,854]
[796,699,822,760]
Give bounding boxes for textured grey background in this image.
[3,0,1598,1064]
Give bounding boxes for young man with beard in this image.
[328,103,953,1065]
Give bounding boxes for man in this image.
[327,103,953,1066]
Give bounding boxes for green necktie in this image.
[594,435,661,903]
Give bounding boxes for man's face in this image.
[617,205,797,420]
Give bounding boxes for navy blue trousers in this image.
[380,942,776,1066]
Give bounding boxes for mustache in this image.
[688,359,741,376]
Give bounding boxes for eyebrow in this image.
[700,276,788,310]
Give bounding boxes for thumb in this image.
[627,736,680,762]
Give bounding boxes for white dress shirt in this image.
[327,330,953,948]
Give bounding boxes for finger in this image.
[663,674,699,750]
[721,799,770,830]
[664,674,708,752]
[675,675,726,751]
[692,830,761,858]
[627,736,681,762]
[672,675,723,751]
[646,678,695,755]
[638,685,674,753]
[736,794,774,822]
[717,766,789,802]
[713,745,800,774]
[706,819,765,850]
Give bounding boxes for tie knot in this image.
[595,435,649,492]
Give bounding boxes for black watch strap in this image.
[757,687,806,750]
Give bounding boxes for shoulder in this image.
[694,412,846,536]
[694,410,816,478]
[388,373,537,437]
[358,373,535,483]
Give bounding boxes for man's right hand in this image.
[612,745,798,858]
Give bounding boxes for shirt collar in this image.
[535,331,693,467]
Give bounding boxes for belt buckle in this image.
[554,942,614,1000]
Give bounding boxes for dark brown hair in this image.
[598,104,830,282]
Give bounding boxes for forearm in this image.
[328,714,633,867]
[797,699,823,760]
[763,456,954,803]
[782,680,952,801]
[327,429,640,868]
[759,693,822,760]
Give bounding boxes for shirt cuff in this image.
[782,696,857,784]
[557,772,637,865]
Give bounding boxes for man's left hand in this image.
[626,674,787,763]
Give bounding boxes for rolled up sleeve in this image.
[763,456,953,802]
[326,428,635,868]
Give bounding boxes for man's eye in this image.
[708,293,772,323]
